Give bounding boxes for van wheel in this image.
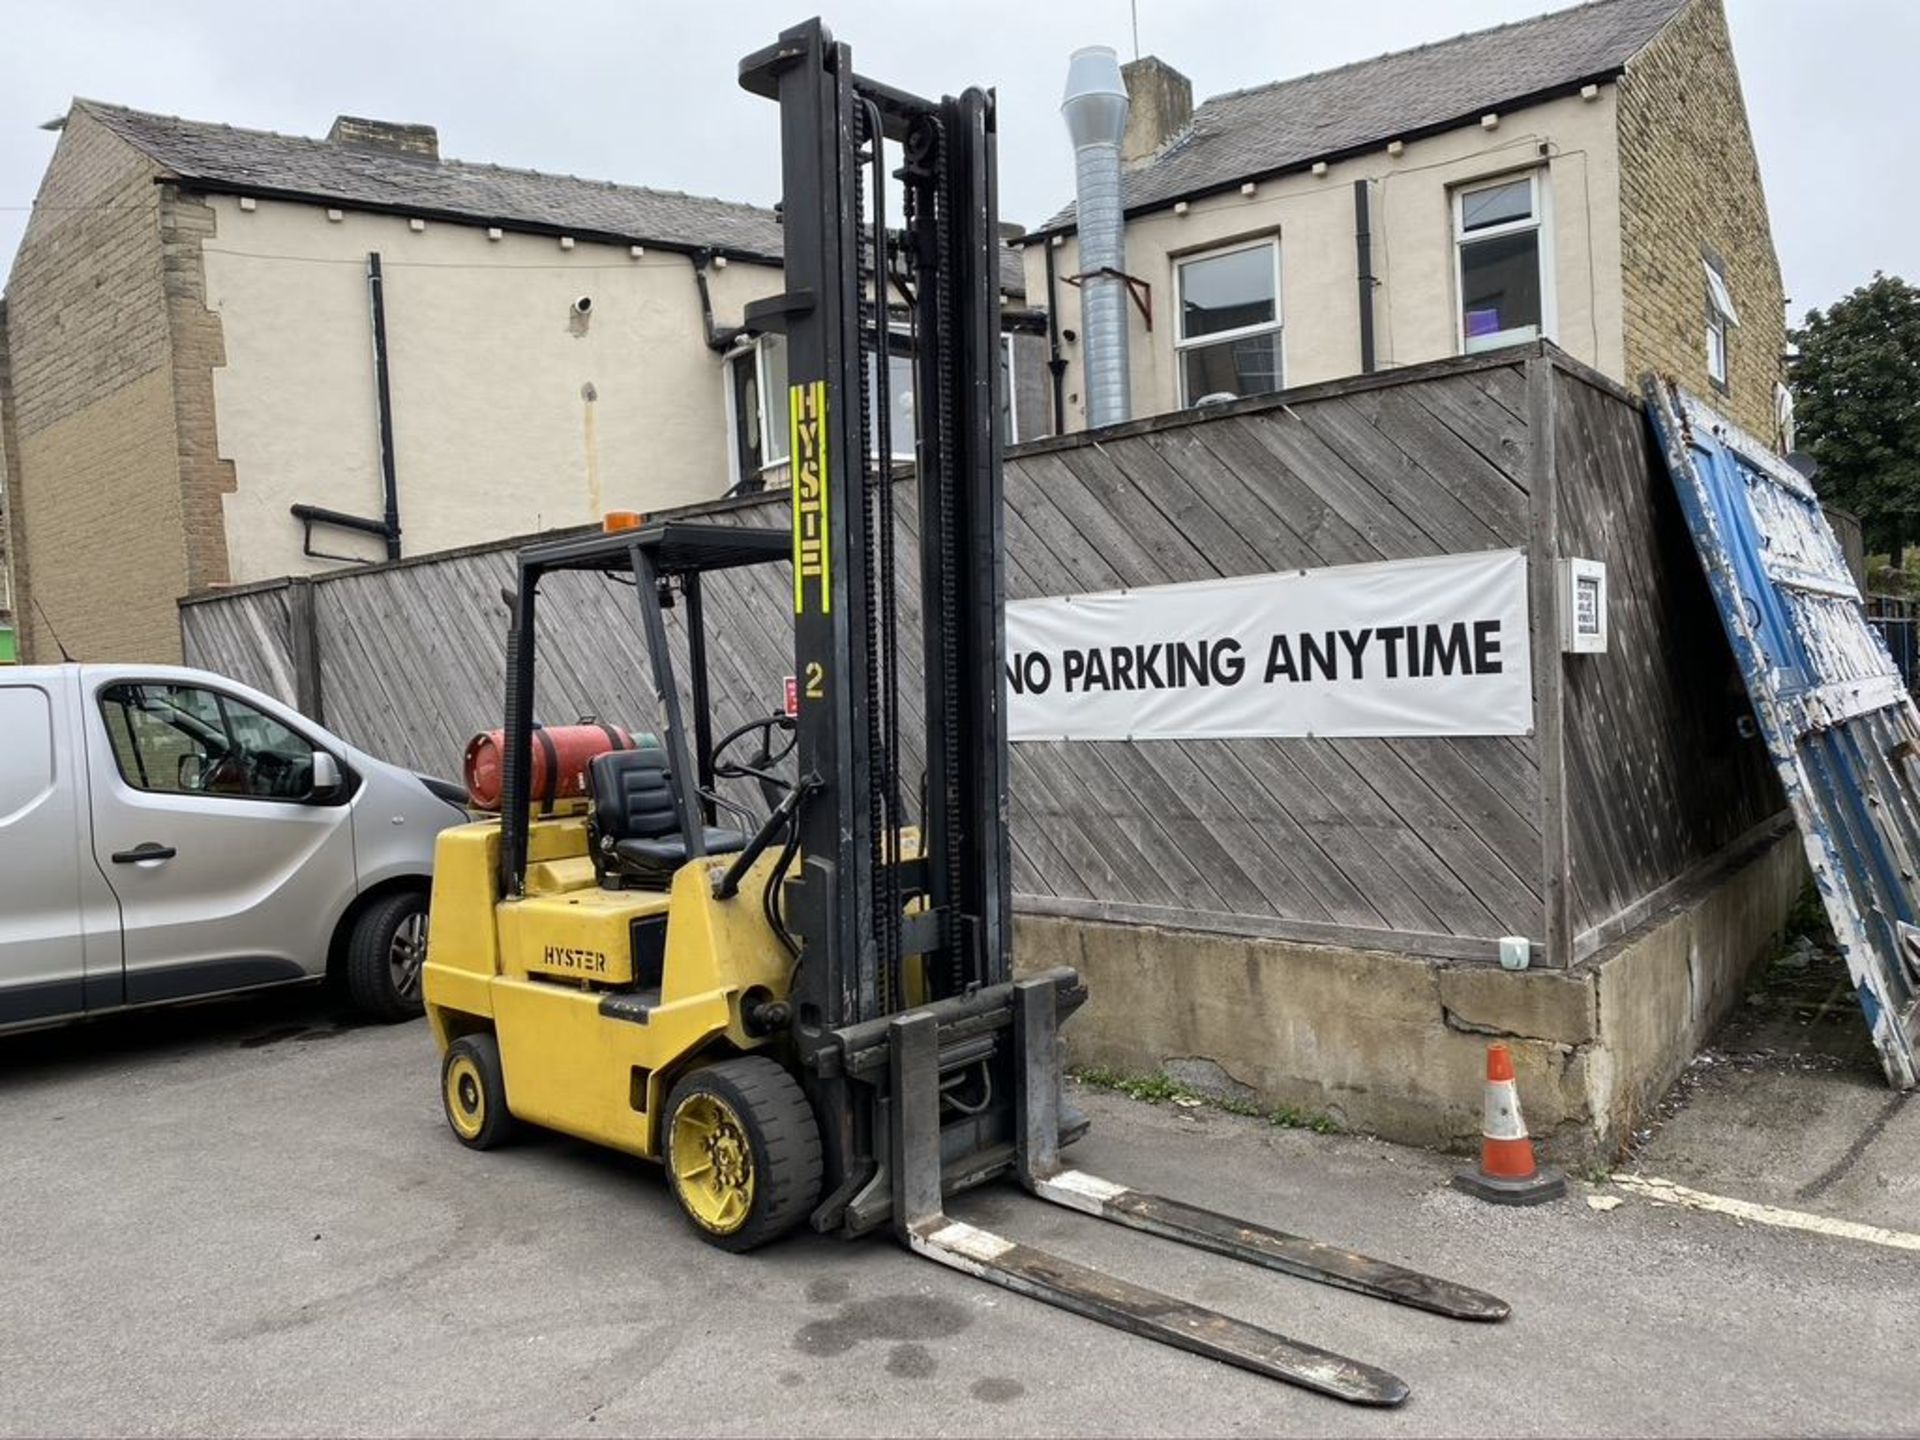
[346,891,429,1022]
[442,1033,519,1150]
[663,1056,822,1252]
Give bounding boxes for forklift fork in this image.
[745,19,1508,1405]
[886,981,1509,1407]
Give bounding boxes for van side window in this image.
[99,684,318,801]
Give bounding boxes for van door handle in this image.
[111,844,177,864]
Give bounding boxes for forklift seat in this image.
[587,746,746,888]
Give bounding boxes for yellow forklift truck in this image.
[422,18,1507,1404]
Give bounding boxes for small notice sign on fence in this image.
[1005,550,1533,742]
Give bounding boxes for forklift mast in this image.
[740,20,1013,1195]
[718,26,1508,1404]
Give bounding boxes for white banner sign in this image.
[1005,550,1532,741]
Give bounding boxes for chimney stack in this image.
[327,115,439,162]
[1121,57,1192,166]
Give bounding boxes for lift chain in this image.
[854,99,904,1015]
[929,114,966,999]
[871,103,906,1015]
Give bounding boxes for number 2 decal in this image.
[805,661,825,699]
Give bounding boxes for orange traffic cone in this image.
[1453,1042,1566,1205]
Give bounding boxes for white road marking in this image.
[1612,1173,1920,1252]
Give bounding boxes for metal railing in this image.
[1866,593,1920,695]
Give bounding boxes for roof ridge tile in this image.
[1201,0,1641,107]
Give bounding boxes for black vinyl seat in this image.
[587,746,746,889]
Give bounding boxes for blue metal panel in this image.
[1645,380,1920,1089]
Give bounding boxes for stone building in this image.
[0,106,1041,663]
[1023,0,1788,446]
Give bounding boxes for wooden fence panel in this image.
[1551,367,1783,945]
[179,354,1570,953]
[179,582,296,705]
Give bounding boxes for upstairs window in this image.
[865,336,917,465]
[1455,174,1550,353]
[728,334,789,488]
[1175,239,1283,406]
[732,325,1038,484]
[1001,332,1018,445]
[1704,257,1739,390]
[730,330,921,489]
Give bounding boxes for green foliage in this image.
[1782,879,1834,948]
[1070,1064,1339,1134]
[1792,274,1920,556]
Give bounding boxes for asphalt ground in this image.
[1626,931,1920,1234]
[1,971,1914,1438]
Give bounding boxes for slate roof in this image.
[75,100,1028,296]
[1030,0,1687,237]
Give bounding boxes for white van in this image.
[0,664,468,1031]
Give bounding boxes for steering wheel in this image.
[202,748,249,796]
[711,712,798,795]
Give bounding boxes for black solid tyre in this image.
[663,1056,823,1253]
[345,891,429,1023]
[441,1032,520,1150]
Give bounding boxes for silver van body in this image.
[0,663,466,1030]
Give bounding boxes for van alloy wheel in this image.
[390,910,428,1001]
[345,892,430,1023]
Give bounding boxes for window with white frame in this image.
[866,335,917,464]
[733,326,1035,482]
[1704,256,1739,390]
[1001,332,1018,444]
[728,333,789,483]
[1454,173,1550,353]
[1175,239,1283,406]
[731,328,921,485]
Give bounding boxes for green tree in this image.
[1792,273,1920,563]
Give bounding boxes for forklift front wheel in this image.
[663,1057,822,1252]
[441,1033,519,1150]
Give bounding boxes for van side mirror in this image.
[177,753,206,791]
[310,751,344,798]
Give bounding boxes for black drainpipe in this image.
[1353,180,1377,375]
[367,252,402,559]
[1043,239,1066,435]
[690,250,748,353]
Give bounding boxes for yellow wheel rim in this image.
[445,1054,486,1141]
[670,1092,755,1233]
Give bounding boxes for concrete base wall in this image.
[1015,822,1806,1163]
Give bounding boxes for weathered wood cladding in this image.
[181,347,1770,963]
[1547,363,1783,947]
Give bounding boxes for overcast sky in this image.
[0,0,1911,322]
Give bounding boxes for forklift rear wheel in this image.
[442,1033,519,1150]
[664,1057,822,1252]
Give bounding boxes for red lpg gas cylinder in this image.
[463,722,635,810]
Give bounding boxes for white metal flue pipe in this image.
[1061,46,1132,429]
